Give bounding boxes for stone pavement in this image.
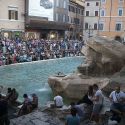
[10,110,64,125]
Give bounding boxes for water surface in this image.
[0,56,84,105]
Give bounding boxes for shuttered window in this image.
[8,10,18,20]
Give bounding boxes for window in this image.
[86,11,89,16]
[69,5,70,11]
[101,0,106,3]
[115,23,122,31]
[118,8,123,16]
[63,1,66,8]
[96,2,99,6]
[85,23,88,30]
[101,9,105,16]
[99,23,104,30]
[95,11,98,16]
[76,8,78,13]
[8,10,18,20]
[67,16,69,22]
[94,23,97,30]
[78,9,80,14]
[63,14,66,22]
[74,18,80,24]
[56,0,59,7]
[56,13,58,21]
[71,17,74,23]
[81,10,84,15]
[119,0,123,2]
[81,21,83,25]
[69,6,75,13]
[87,3,90,6]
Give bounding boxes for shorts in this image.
[92,104,102,114]
[110,103,125,112]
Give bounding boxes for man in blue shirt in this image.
[65,108,80,125]
[70,102,84,118]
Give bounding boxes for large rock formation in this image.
[103,66,125,95]
[78,37,125,76]
[48,74,109,99]
[48,36,125,99]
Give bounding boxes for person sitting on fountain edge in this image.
[6,88,12,101]
[109,84,125,122]
[54,93,63,108]
[0,94,10,125]
[18,94,32,116]
[9,88,18,104]
[70,102,85,120]
[77,85,94,105]
[31,93,38,110]
[65,107,80,125]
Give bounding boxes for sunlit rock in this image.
[48,73,109,99]
[79,36,125,76]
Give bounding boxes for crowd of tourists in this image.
[0,38,84,66]
[0,84,125,125]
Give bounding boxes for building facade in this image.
[0,0,25,39]
[83,0,100,40]
[25,0,85,40]
[98,0,125,38]
[25,0,69,40]
[67,0,84,40]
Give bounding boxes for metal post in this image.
[88,25,91,38]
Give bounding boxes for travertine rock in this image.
[79,36,125,76]
[103,66,125,95]
[48,73,109,99]
[10,110,64,125]
[48,36,125,100]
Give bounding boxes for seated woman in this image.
[18,94,32,116]
[9,88,18,104]
[65,108,80,125]
[77,86,94,119]
[77,85,93,105]
[31,93,38,110]
[6,88,12,101]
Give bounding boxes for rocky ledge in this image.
[10,109,64,125]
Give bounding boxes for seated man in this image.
[6,88,12,101]
[70,102,85,120]
[65,108,80,125]
[109,84,125,122]
[31,93,38,109]
[9,88,18,104]
[0,94,10,125]
[18,94,32,116]
[54,94,63,108]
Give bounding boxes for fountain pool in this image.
[0,56,84,105]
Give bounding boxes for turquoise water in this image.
[0,56,84,105]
